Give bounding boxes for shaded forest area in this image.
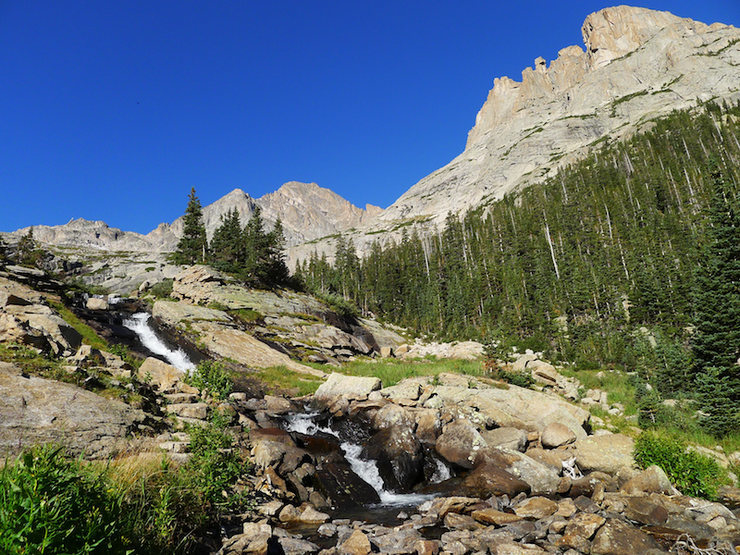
[297,102,740,401]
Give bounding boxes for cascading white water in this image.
[284,412,437,507]
[123,312,195,372]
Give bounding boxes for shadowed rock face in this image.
[0,362,147,459]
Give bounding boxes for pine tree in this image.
[16,227,37,266]
[209,208,243,272]
[171,188,208,265]
[264,218,290,286]
[691,161,740,434]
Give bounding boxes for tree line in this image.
[296,102,740,435]
[170,188,290,288]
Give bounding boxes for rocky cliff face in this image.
[373,6,740,229]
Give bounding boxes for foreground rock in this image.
[0,362,147,458]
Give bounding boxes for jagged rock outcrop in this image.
[288,6,740,263]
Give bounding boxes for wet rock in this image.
[479,448,560,495]
[436,419,486,469]
[540,422,576,448]
[314,461,381,507]
[591,518,661,554]
[513,497,558,519]
[263,395,293,415]
[362,425,423,491]
[481,427,528,452]
[462,462,531,498]
[278,504,301,522]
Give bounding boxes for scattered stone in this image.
[540,422,576,448]
[513,497,558,519]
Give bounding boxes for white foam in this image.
[123,312,195,372]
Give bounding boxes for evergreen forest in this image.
[296,102,740,432]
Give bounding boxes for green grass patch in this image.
[245,365,324,396]
[47,299,108,351]
[559,367,637,414]
[185,360,233,400]
[230,308,263,324]
[329,357,483,388]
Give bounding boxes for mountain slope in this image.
[374,6,740,228]
[8,182,381,253]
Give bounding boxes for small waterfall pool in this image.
[284,412,444,508]
[122,312,195,372]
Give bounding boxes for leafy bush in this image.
[318,291,358,319]
[186,412,251,512]
[498,369,534,389]
[0,446,129,554]
[185,360,233,400]
[150,279,174,299]
[634,431,727,499]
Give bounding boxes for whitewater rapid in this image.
[122,312,195,372]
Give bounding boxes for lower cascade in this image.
[284,412,441,507]
[123,312,195,372]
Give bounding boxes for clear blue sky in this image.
[1,1,738,233]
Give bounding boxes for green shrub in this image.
[150,279,174,299]
[0,446,128,554]
[186,412,251,512]
[634,431,726,499]
[498,369,534,389]
[318,292,359,319]
[185,360,233,400]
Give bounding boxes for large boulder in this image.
[313,373,381,404]
[591,518,661,554]
[540,422,577,448]
[0,303,82,356]
[435,419,487,469]
[0,362,146,458]
[425,381,589,439]
[137,357,182,392]
[362,425,424,491]
[481,427,528,452]
[480,448,561,495]
[569,433,635,474]
[462,462,531,497]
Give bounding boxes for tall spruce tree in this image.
[209,208,243,272]
[691,162,740,435]
[171,188,208,265]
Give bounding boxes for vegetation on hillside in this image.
[170,191,291,288]
[297,102,740,436]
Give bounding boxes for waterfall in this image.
[123,312,195,372]
[284,412,436,507]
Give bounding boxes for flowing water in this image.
[123,312,195,372]
[284,412,442,507]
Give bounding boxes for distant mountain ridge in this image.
[6,6,740,265]
[8,182,382,253]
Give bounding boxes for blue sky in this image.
[1,1,738,233]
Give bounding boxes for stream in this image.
[120,308,448,522]
[122,312,195,372]
[284,411,449,509]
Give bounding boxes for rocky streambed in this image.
[226,373,740,554]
